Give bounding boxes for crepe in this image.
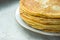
[20,0,60,18]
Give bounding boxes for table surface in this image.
[0,0,60,40]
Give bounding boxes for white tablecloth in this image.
[0,0,60,40]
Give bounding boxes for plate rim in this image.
[15,7,60,36]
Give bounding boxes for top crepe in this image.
[20,0,60,18]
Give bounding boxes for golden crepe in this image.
[20,0,60,18]
[20,0,60,33]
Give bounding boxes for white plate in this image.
[15,7,60,36]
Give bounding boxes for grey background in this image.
[0,0,60,40]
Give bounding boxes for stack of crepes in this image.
[20,0,60,33]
